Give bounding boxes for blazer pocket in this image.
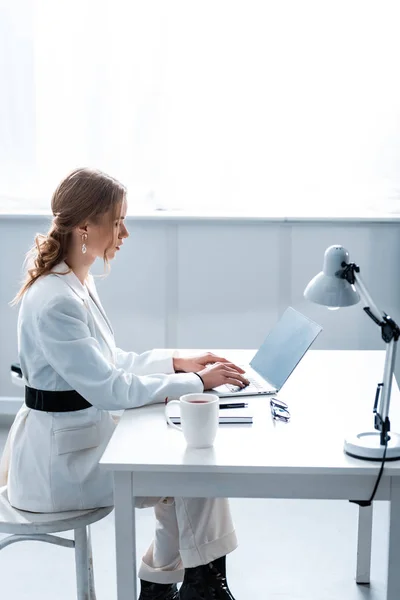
[53,424,100,455]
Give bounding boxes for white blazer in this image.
[2,261,202,512]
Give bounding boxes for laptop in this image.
[212,306,322,397]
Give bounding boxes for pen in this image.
[219,403,248,409]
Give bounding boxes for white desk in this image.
[100,350,400,600]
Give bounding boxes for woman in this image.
[2,168,249,600]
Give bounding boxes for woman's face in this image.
[85,197,129,260]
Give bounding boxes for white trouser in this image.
[136,497,237,584]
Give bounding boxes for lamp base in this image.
[344,431,400,461]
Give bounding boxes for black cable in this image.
[349,440,388,507]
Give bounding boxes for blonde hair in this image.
[10,167,126,306]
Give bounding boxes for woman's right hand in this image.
[198,362,250,391]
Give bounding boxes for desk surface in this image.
[100,350,400,476]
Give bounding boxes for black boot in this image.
[210,555,226,578]
[179,557,235,600]
[138,579,180,600]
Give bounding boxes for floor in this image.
[0,418,391,600]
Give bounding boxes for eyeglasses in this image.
[270,398,291,423]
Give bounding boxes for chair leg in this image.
[75,527,90,600]
[87,526,97,600]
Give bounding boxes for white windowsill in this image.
[0,208,400,223]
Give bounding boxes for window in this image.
[2,0,400,214]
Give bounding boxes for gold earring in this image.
[81,233,87,254]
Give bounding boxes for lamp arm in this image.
[377,340,398,444]
[352,272,385,324]
[341,263,399,343]
[342,265,400,445]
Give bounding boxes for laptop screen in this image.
[250,307,322,390]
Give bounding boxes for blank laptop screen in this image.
[249,307,322,391]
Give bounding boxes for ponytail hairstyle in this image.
[10,167,126,306]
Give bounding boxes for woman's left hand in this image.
[173,352,245,374]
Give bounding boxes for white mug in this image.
[165,393,219,448]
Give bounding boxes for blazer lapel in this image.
[51,261,115,358]
[85,274,114,336]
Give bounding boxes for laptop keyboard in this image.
[226,374,266,393]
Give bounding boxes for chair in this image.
[0,486,113,599]
[10,362,24,387]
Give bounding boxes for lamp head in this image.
[304,245,360,308]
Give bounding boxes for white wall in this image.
[1,215,399,402]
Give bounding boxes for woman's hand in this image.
[198,362,250,391]
[173,352,249,390]
[173,352,245,375]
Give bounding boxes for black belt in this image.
[25,386,92,412]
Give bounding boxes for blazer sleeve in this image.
[37,295,203,410]
[114,347,177,375]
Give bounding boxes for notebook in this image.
[167,404,253,424]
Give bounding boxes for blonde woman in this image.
[2,168,249,600]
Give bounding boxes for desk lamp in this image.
[304,245,400,460]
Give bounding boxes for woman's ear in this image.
[77,223,89,236]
